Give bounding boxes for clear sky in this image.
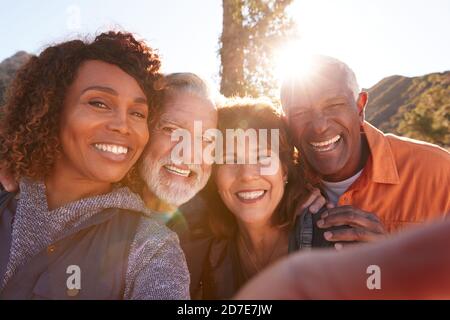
[0,0,449,90]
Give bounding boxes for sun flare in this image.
[274,41,317,90]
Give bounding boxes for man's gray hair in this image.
[154,72,218,106]
[319,55,360,100]
[281,55,360,105]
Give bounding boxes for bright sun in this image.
[273,0,342,90]
[273,41,317,90]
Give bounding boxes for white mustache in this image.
[159,155,203,178]
[140,153,211,207]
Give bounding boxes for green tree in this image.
[397,75,450,149]
[219,0,296,98]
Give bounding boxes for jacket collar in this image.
[363,121,400,185]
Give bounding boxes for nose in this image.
[310,112,328,135]
[106,107,130,135]
[171,133,201,165]
[238,164,260,182]
[190,133,204,165]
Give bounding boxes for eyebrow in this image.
[289,107,308,116]
[81,86,147,104]
[323,96,348,104]
[158,114,186,128]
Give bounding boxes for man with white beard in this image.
[138,73,217,223]
[135,73,220,298]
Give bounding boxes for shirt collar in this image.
[363,121,400,185]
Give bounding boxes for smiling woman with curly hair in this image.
[0,31,160,184]
[0,31,190,300]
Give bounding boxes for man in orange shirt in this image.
[281,55,450,247]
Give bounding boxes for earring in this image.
[284,179,288,185]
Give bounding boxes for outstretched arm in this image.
[236,219,450,299]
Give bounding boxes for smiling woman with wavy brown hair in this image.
[0,31,190,300]
[195,97,326,299]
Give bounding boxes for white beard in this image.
[139,154,210,207]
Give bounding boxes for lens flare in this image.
[274,41,316,89]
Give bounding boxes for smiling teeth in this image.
[164,165,191,177]
[310,135,341,147]
[94,144,128,155]
[237,190,265,200]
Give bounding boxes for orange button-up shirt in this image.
[337,121,450,233]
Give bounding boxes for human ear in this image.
[356,91,368,123]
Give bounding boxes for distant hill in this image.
[0,51,33,105]
[365,71,449,149]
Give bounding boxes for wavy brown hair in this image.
[0,31,161,186]
[207,98,317,239]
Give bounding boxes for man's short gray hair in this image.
[154,72,217,106]
[318,55,360,100]
[281,55,360,105]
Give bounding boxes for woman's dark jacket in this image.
[0,192,142,299]
[175,197,337,300]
